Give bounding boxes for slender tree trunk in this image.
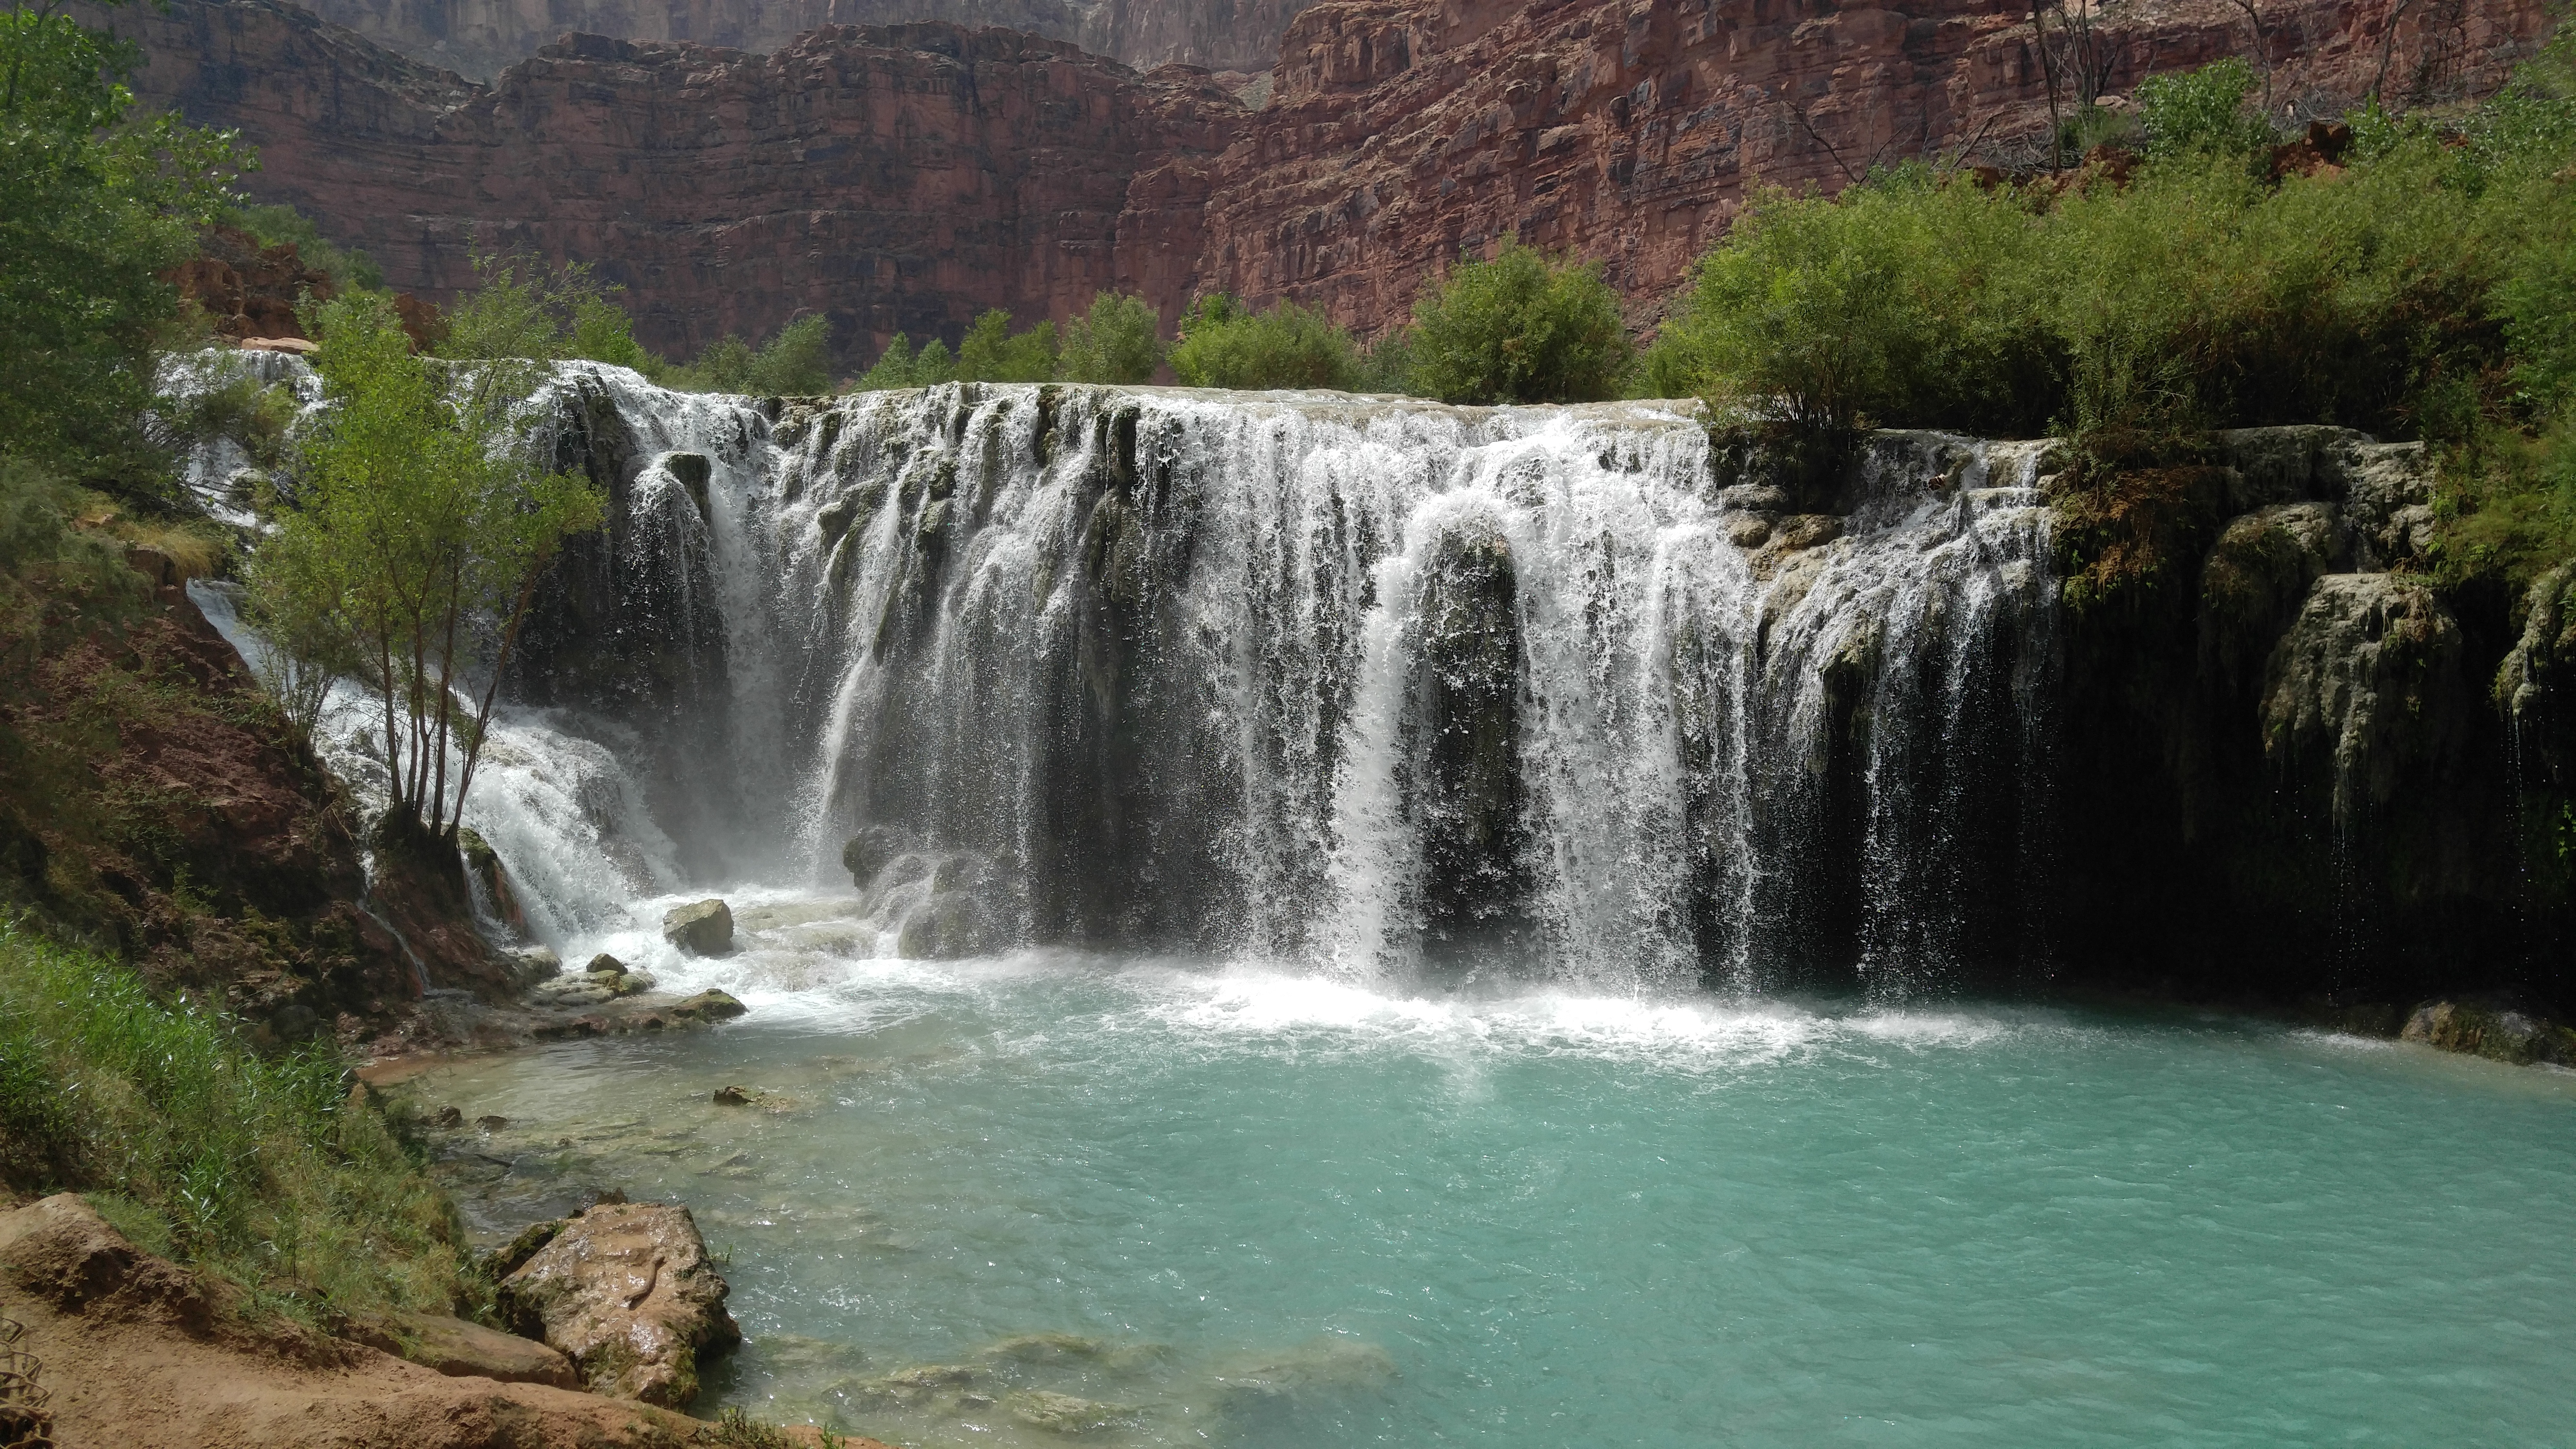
[450,563,548,825]
[430,556,463,835]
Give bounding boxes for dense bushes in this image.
[0,919,478,1320]
[1405,240,1632,404]
[1167,295,1363,390]
[852,293,1168,388]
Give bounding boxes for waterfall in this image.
[483,367,2061,992]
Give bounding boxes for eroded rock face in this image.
[301,0,1093,80]
[497,1201,741,1406]
[340,1309,579,1387]
[113,2,1245,367]
[2401,998,2576,1065]
[2261,574,2465,826]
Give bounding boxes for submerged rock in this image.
[497,1200,741,1407]
[662,899,734,956]
[1211,1336,1397,1408]
[1003,1388,1138,1433]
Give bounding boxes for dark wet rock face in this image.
[1407,517,1528,953]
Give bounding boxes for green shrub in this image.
[1058,292,1165,384]
[219,202,384,291]
[851,332,955,390]
[667,314,836,395]
[1406,240,1632,404]
[955,308,1060,383]
[2135,57,2276,160]
[1168,295,1361,391]
[0,918,479,1320]
[437,252,660,373]
[1641,170,2052,437]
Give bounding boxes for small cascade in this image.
[491,370,2062,992]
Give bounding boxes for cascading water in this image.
[470,366,2059,994]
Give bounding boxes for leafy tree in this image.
[2135,57,2275,160]
[1167,295,1361,391]
[437,251,656,372]
[669,314,834,394]
[1643,173,2052,438]
[250,292,603,852]
[217,200,382,290]
[851,332,956,390]
[0,0,247,494]
[1058,292,1164,384]
[1405,240,1632,404]
[955,308,1059,383]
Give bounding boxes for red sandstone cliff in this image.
[113,0,1243,363]
[108,0,2552,364]
[1175,0,2555,334]
[298,0,1091,80]
[290,0,1321,80]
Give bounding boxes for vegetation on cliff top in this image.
[1643,35,2576,606]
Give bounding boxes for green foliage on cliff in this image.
[1169,295,1362,391]
[851,331,954,390]
[2134,56,2273,160]
[219,200,383,291]
[0,0,247,497]
[1641,172,2050,439]
[252,291,603,844]
[0,916,479,1321]
[1058,292,1165,385]
[956,308,1060,384]
[672,313,835,394]
[1404,240,1632,404]
[438,251,662,374]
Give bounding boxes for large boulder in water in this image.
[497,1201,741,1406]
[661,898,734,955]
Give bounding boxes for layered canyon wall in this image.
[112,0,2554,362]
[1190,0,2551,334]
[289,0,1319,78]
[113,0,1243,361]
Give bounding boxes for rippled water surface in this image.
[413,906,2576,1449]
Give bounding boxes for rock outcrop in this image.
[0,1195,825,1449]
[496,1201,741,1407]
[108,0,2555,364]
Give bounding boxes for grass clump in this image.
[1403,239,1632,404]
[0,917,479,1322]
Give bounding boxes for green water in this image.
[417,948,2576,1448]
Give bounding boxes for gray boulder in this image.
[662,899,734,956]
